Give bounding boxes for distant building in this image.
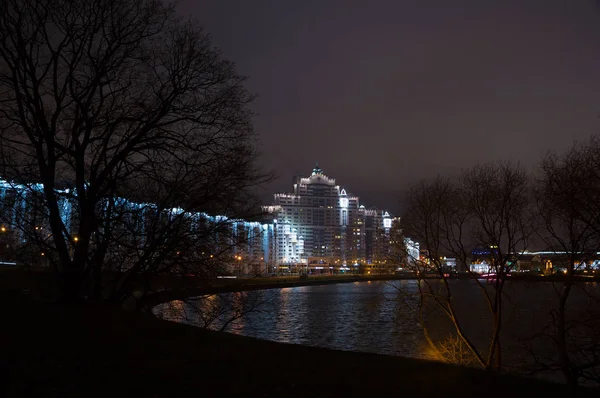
[263,164,396,273]
[404,237,420,264]
[515,251,600,274]
[443,257,457,268]
[468,248,600,274]
[0,170,418,276]
[0,177,277,275]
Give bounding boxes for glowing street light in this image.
[73,236,79,242]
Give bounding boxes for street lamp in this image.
[236,255,242,276]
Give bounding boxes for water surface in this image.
[154,279,600,383]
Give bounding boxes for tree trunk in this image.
[59,270,84,303]
[557,281,577,390]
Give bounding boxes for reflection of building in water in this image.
[263,164,404,274]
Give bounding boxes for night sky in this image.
[178,0,600,214]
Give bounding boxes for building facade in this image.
[0,170,410,276]
[263,165,396,273]
[0,177,276,276]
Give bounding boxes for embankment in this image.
[0,291,594,397]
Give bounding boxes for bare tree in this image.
[401,162,533,370]
[531,138,600,387]
[402,175,486,367]
[462,162,533,368]
[154,289,272,332]
[0,0,269,302]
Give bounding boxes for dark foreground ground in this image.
[0,291,596,398]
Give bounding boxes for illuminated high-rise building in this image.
[0,169,401,276]
[263,164,394,272]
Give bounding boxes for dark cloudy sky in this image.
[178,0,600,214]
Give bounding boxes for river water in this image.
[153,280,600,384]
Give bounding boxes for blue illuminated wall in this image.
[0,178,276,274]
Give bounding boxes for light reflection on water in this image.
[155,280,434,360]
[153,280,600,383]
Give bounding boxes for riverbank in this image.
[141,272,600,308]
[0,267,427,307]
[0,291,594,397]
[2,267,598,309]
[141,274,420,308]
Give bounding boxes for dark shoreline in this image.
[1,291,596,397]
[142,274,425,308]
[1,270,598,396]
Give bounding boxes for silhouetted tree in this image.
[155,289,272,332]
[401,162,533,370]
[530,138,600,387]
[402,175,485,367]
[0,0,269,303]
[462,162,533,368]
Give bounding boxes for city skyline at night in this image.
[263,163,398,271]
[1,1,600,393]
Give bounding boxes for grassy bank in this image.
[0,290,596,397]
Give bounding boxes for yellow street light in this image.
[1,226,6,232]
[73,236,79,242]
